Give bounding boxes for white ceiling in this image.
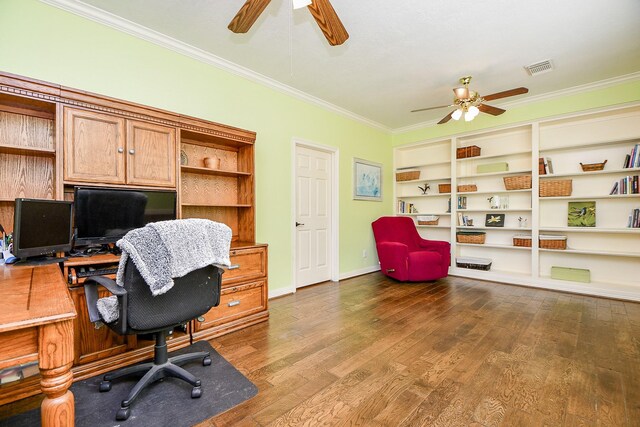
[48,0,640,130]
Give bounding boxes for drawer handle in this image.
[196,316,205,322]
[228,300,241,307]
[227,264,240,270]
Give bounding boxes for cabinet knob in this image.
[129,149,135,155]
[117,147,124,153]
[228,300,240,307]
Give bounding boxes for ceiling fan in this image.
[228,0,349,46]
[411,76,529,124]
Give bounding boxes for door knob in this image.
[295,222,304,227]
[117,147,124,153]
[129,149,135,155]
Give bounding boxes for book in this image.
[623,154,631,168]
[539,158,546,175]
[609,181,619,195]
[546,158,554,174]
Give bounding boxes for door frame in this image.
[291,138,339,290]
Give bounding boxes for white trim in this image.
[339,265,381,281]
[292,139,340,289]
[268,285,296,299]
[394,72,640,134]
[39,0,390,133]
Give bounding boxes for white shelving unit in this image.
[393,103,640,301]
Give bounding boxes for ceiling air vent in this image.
[525,60,554,76]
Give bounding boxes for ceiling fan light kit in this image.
[412,76,529,124]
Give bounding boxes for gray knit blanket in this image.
[97,219,232,323]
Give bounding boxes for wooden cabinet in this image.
[195,280,267,331]
[63,107,176,187]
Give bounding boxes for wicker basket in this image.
[417,215,439,225]
[456,145,481,159]
[438,183,452,193]
[513,235,532,247]
[396,170,420,181]
[540,179,572,197]
[456,232,486,244]
[580,160,607,172]
[457,184,478,193]
[503,175,532,190]
[539,235,567,249]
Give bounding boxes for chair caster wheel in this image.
[191,386,202,399]
[203,356,211,366]
[99,381,112,392]
[116,406,130,421]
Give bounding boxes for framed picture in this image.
[568,201,596,227]
[485,213,505,227]
[353,158,382,201]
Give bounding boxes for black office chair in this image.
[84,259,223,421]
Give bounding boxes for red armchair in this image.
[372,216,450,282]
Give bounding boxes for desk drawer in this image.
[223,246,267,285]
[195,280,266,331]
[0,329,38,371]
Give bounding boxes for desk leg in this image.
[39,320,75,427]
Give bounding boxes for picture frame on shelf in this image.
[353,158,382,201]
[568,201,596,227]
[485,213,505,227]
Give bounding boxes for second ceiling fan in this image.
[412,76,529,124]
[228,0,349,46]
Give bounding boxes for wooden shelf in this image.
[181,203,252,208]
[456,226,532,231]
[539,227,640,234]
[398,193,450,198]
[457,208,532,212]
[397,212,452,216]
[181,165,251,177]
[0,143,55,157]
[396,176,451,183]
[456,149,532,162]
[539,137,640,153]
[457,243,532,251]
[457,169,532,179]
[457,189,531,196]
[396,159,451,169]
[540,194,639,200]
[539,248,640,258]
[416,225,450,229]
[539,167,640,179]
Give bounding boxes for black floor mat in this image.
[1,341,257,427]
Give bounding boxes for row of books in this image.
[457,213,472,226]
[457,196,467,209]
[397,200,418,214]
[538,157,555,175]
[609,175,639,194]
[628,208,640,228]
[623,144,640,168]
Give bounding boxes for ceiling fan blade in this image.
[228,0,272,33]
[438,111,454,124]
[482,87,528,101]
[411,105,450,113]
[307,0,349,46]
[478,104,506,116]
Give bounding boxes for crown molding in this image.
[39,0,392,133]
[393,71,640,134]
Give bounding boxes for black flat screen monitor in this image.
[73,187,177,247]
[13,198,73,259]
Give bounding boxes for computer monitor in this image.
[73,186,177,247]
[13,198,73,261]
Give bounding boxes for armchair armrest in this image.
[84,276,128,332]
[417,239,451,265]
[376,242,410,279]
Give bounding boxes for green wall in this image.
[0,0,392,294]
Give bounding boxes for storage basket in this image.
[396,170,420,181]
[456,232,486,244]
[580,159,607,172]
[438,183,452,193]
[503,175,532,190]
[457,184,478,193]
[456,257,492,271]
[513,235,532,247]
[539,235,567,250]
[417,215,439,225]
[456,145,481,159]
[540,179,572,197]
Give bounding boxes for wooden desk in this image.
[0,264,76,427]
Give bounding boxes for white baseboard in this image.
[268,285,296,300]
[339,265,381,281]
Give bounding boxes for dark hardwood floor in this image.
[202,273,640,426]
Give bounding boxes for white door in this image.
[295,145,332,288]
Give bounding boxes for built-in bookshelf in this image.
[393,104,640,301]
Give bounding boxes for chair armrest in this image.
[377,242,409,273]
[84,276,128,325]
[417,239,451,265]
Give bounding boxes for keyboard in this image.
[76,267,119,278]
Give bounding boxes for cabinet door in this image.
[64,107,126,184]
[126,120,176,187]
[194,280,267,331]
